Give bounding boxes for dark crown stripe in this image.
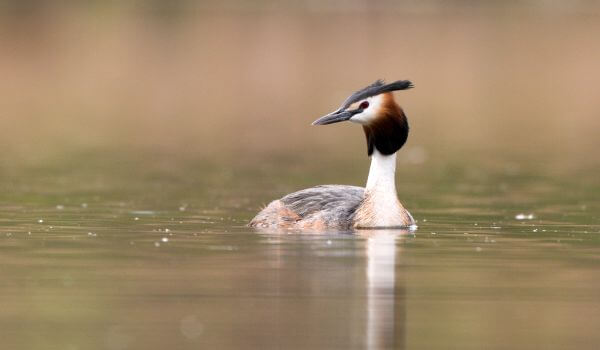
[340,79,413,110]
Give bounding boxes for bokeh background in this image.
[2,3,600,350]
[2,0,600,173]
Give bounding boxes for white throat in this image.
[366,149,397,192]
[362,149,407,227]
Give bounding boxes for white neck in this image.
[366,150,397,192]
[360,149,407,227]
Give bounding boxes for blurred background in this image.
[2,3,600,350]
[2,0,600,173]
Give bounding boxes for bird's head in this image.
[312,80,414,156]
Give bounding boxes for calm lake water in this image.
[1,150,599,350]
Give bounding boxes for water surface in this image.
[1,151,599,350]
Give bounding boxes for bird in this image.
[249,79,416,230]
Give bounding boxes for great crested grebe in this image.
[249,80,416,230]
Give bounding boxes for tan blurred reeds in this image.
[1,4,599,168]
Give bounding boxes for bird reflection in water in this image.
[359,229,411,350]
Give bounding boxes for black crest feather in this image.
[340,79,413,110]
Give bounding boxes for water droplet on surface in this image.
[515,213,535,220]
[130,210,155,215]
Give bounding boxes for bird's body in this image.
[250,185,364,230]
[249,80,416,230]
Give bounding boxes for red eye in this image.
[359,101,369,109]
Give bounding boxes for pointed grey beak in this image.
[311,110,356,125]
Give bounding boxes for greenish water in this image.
[1,151,599,350]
